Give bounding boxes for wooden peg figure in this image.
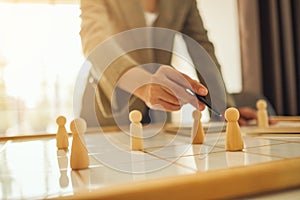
[129,110,143,151]
[256,99,269,128]
[225,107,244,151]
[192,110,205,144]
[56,116,69,149]
[70,118,89,170]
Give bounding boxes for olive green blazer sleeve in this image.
[80,0,140,117]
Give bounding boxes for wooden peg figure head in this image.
[56,116,66,126]
[129,110,142,123]
[192,110,202,120]
[256,99,267,110]
[225,107,240,122]
[70,118,87,134]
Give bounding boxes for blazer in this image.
[79,0,235,126]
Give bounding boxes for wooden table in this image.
[1,121,300,199]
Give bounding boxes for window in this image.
[0,2,84,135]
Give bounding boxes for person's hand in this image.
[133,65,208,111]
[237,107,277,126]
[237,107,257,126]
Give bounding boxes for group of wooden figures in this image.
[56,99,270,170]
[129,99,269,152]
[56,116,89,170]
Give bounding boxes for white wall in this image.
[197,0,242,93]
[171,0,241,124]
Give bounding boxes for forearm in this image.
[117,67,152,97]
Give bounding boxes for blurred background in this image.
[0,0,299,136]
